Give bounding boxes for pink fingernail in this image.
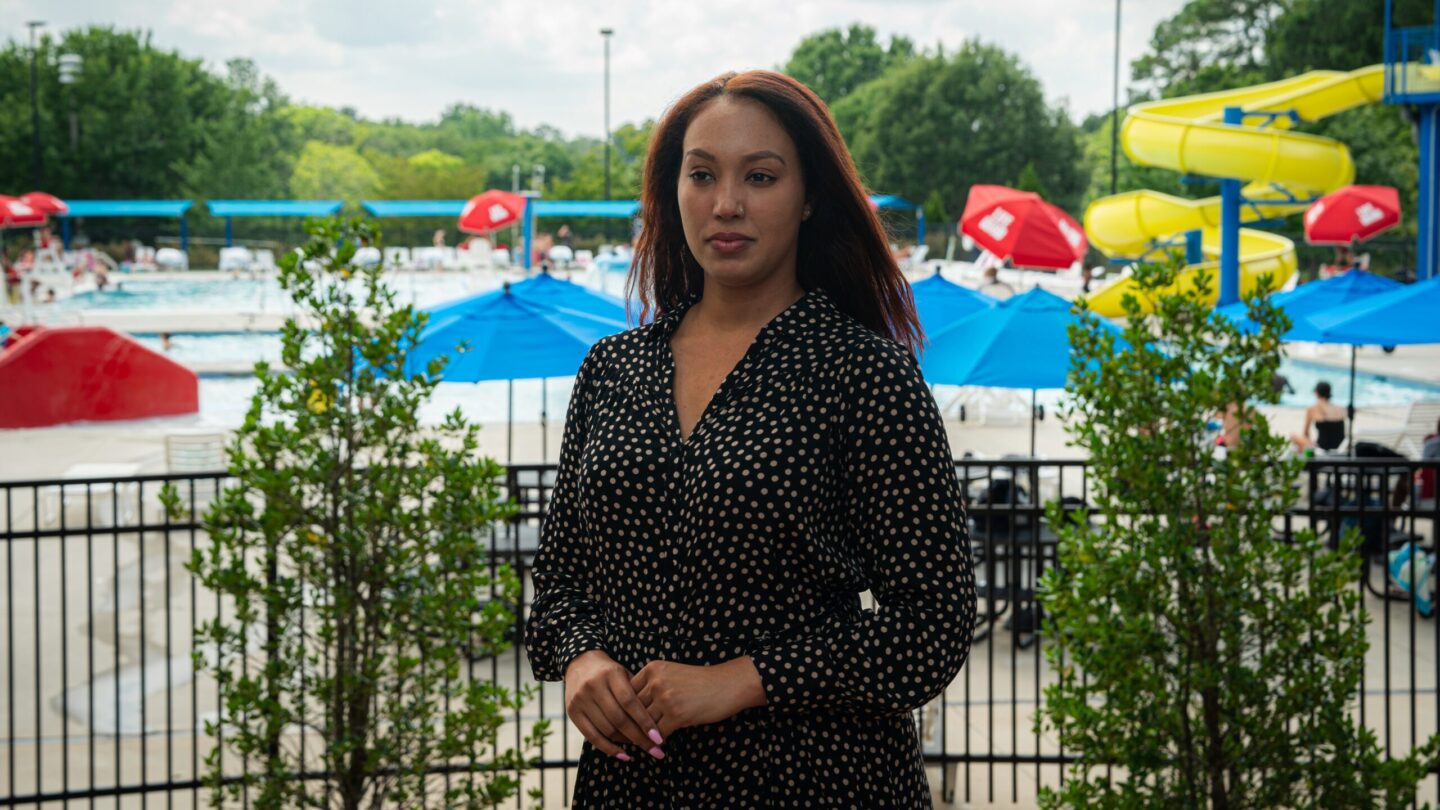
[648,746,665,759]
[648,728,664,745]
[615,751,632,762]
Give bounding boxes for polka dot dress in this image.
[525,284,977,808]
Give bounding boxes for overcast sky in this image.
[4,0,1186,139]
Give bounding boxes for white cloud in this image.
[3,0,1186,138]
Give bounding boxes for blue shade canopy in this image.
[423,273,633,331]
[1215,269,1404,342]
[362,200,466,217]
[1305,276,1440,346]
[207,200,343,217]
[910,273,997,337]
[533,200,640,218]
[406,287,627,381]
[58,200,193,217]
[918,287,1122,389]
[869,194,917,210]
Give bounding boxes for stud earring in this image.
[803,205,812,220]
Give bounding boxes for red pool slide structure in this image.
[0,325,198,428]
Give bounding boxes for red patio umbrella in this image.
[959,184,1087,270]
[459,190,527,234]
[18,192,68,217]
[1304,185,1401,245]
[0,196,47,229]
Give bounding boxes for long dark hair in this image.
[627,69,924,354]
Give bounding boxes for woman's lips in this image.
[709,238,752,254]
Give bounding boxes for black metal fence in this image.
[0,458,1437,807]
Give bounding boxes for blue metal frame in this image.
[55,200,194,252]
[1217,107,1246,306]
[1385,0,1440,280]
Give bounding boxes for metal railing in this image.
[0,458,1437,806]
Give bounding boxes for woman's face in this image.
[677,96,807,288]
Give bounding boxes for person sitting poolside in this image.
[1291,381,1347,454]
[978,266,1015,300]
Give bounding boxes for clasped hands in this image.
[563,649,767,762]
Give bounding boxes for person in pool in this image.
[1291,380,1348,454]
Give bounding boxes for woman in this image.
[525,69,976,807]
[1290,380,1347,453]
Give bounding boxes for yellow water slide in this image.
[1083,65,1386,315]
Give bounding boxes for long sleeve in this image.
[525,340,613,682]
[749,339,977,715]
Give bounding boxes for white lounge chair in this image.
[491,248,512,267]
[899,244,929,272]
[252,248,278,273]
[165,430,228,510]
[217,247,254,273]
[548,246,576,268]
[154,247,188,271]
[1355,399,1440,457]
[411,247,443,271]
[383,246,412,270]
[353,247,382,268]
[575,249,594,268]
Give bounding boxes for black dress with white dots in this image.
[525,284,977,808]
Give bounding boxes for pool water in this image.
[54,274,509,313]
[1274,357,1440,408]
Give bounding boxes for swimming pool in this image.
[1274,357,1440,408]
[54,274,509,313]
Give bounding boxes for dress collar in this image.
[644,285,831,345]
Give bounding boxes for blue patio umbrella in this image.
[910,271,997,338]
[406,283,627,461]
[1306,276,1440,346]
[1215,268,1402,342]
[423,270,630,329]
[918,287,1122,454]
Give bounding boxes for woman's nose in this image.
[713,181,745,219]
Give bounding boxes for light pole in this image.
[28,20,45,190]
[511,163,521,255]
[1110,0,1121,196]
[601,27,614,239]
[58,52,82,151]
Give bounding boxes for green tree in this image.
[289,141,382,202]
[0,26,253,198]
[1036,257,1440,808]
[280,105,361,147]
[174,217,547,808]
[832,42,1087,218]
[177,58,296,200]
[1130,0,1285,99]
[781,23,916,106]
[1015,161,1049,197]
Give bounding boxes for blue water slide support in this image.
[523,197,534,270]
[1420,105,1439,281]
[180,215,189,253]
[1185,229,1204,265]
[61,217,72,249]
[917,211,926,246]
[1217,106,1244,307]
[224,217,233,248]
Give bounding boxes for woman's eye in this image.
[748,172,775,183]
[689,170,712,182]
